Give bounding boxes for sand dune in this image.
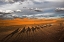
[0,18,57,26]
[0,18,64,42]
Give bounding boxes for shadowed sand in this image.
[0,18,64,42]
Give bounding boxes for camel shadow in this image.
[26,27,31,35]
[1,28,19,42]
[14,27,26,41]
[31,27,36,33]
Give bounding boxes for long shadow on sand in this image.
[1,28,19,42]
[1,24,60,42]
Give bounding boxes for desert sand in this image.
[0,18,64,42]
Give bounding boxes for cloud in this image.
[0,14,20,19]
[45,0,64,2]
[0,0,64,19]
[34,13,54,17]
[0,9,22,15]
[1,0,25,3]
[14,9,22,12]
[0,0,64,10]
[5,10,14,13]
[2,0,64,3]
[0,10,14,15]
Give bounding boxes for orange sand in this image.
[0,18,57,26]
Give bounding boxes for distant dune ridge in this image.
[0,18,60,26]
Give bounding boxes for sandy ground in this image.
[0,18,57,26]
[0,18,64,42]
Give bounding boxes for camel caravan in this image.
[0,23,54,42]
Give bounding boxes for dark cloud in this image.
[4,0,25,3]
[0,14,20,19]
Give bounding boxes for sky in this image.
[0,0,64,19]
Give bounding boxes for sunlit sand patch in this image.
[0,18,57,26]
